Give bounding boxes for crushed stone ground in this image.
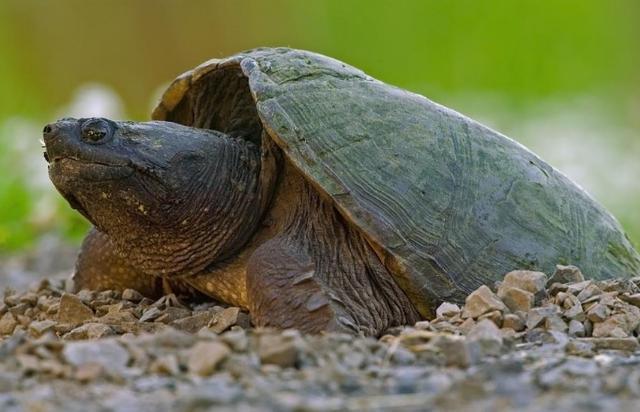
[1,262,640,411]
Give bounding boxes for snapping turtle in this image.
[43,47,640,335]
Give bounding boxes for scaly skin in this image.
[44,118,419,336]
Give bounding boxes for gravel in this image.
[0,265,639,411]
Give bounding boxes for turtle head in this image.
[44,117,265,276]
[44,117,225,225]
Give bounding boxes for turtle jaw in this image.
[48,156,134,183]
[46,156,137,229]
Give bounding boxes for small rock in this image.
[566,280,592,294]
[548,282,569,296]
[431,334,473,367]
[568,319,586,337]
[583,293,614,307]
[435,302,460,318]
[500,270,547,296]
[235,312,252,329]
[477,310,503,327]
[16,314,31,327]
[586,303,610,323]
[498,286,534,313]
[39,359,68,377]
[16,354,40,372]
[75,290,95,303]
[139,307,163,322]
[526,306,559,330]
[343,351,366,369]
[154,307,192,324]
[548,265,585,286]
[527,329,569,347]
[414,320,430,330]
[544,315,568,332]
[583,319,593,337]
[562,357,599,378]
[75,362,104,382]
[390,346,417,365]
[221,328,249,352]
[3,290,18,306]
[580,337,639,352]
[561,292,580,308]
[563,299,585,321]
[592,315,629,338]
[0,372,17,393]
[147,327,195,347]
[462,286,506,319]
[259,334,299,368]
[430,320,458,333]
[28,320,56,337]
[208,307,240,334]
[171,311,214,333]
[187,341,230,376]
[19,292,39,306]
[576,283,602,302]
[458,318,476,334]
[620,293,640,308]
[63,323,114,340]
[119,321,166,335]
[46,302,60,316]
[149,354,180,375]
[0,312,17,335]
[502,313,525,332]
[466,319,503,356]
[602,370,629,394]
[54,323,74,335]
[555,291,569,306]
[57,293,94,325]
[98,310,138,324]
[9,303,30,317]
[63,340,130,374]
[565,339,595,357]
[121,289,144,302]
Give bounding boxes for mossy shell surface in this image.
[153,47,640,316]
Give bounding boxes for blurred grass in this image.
[0,0,639,251]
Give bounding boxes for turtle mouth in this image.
[48,156,134,182]
[42,117,140,179]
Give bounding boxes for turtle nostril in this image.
[42,123,58,142]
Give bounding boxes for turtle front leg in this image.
[246,236,346,334]
[74,228,164,298]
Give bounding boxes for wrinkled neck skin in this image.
[111,135,269,279]
[188,158,421,334]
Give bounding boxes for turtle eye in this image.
[81,118,112,143]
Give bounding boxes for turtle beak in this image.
[42,121,72,163]
[42,123,57,163]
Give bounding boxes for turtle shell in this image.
[152,47,640,316]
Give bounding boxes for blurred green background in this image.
[1,0,639,253]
